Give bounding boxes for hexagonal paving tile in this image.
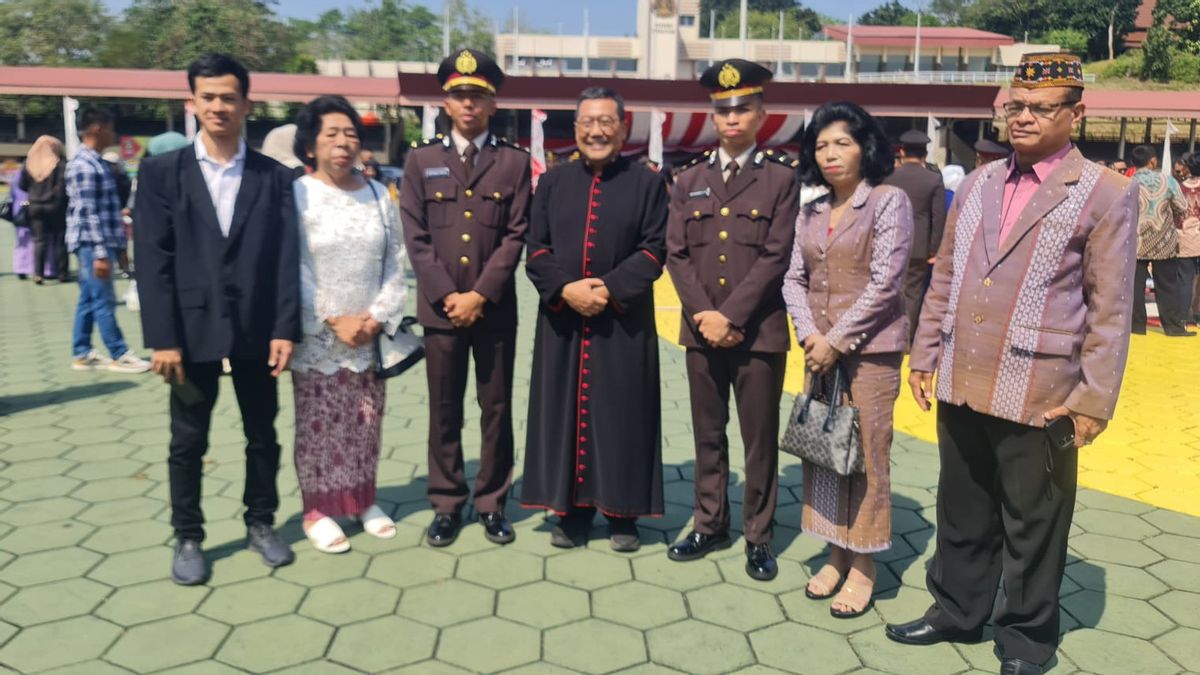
[0,615,121,673]
[81,519,170,554]
[105,614,229,672]
[1146,558,1200,593]
[647,620,756,675]
[1068,533,1163,567]
[275,547,372,586]
[366,547,457,588]
[216,615,334,672]
[1060,628,1180,675]
[76,497,163,526]
[1145,533,1200,561]
[687,583,785,632]
[632,553,723,591]
[398,578,494,627]
[779,588,883,635]
[1149,589,1200,629]
[0,457,75,480]
[0,476,80,503]
[751,623,862,674]
[1071,508,1161,540]
[327,616,438,672]
[438,617,541,672]
[1060,590,1175,639]
[0,519,94,554]
[546,548,633,590]
[456,547,545,589]
[95,579,208,626]
[70,475,156,502]
[0,497,87,526]
[497,581,591,628]
[545,618,648,673]
[0,546,101,586]
[1064,560,1169,600]
[593,581,687,629]
[298,578,400,625]
[35,659,134,675]
[1153,626,1200,673]
[0,577,110,626]
[198,577,305,624]
[716,554,811,593]
[849,626,968,675]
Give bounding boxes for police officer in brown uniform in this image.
[400,49,530,547]
[665,59,800,581]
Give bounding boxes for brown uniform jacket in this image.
[666,149,800,353]
[884,162,946,260]
[399,134,531,330]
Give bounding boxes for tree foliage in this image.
[961,0,1140,60]
[857,1,942,27]
[0,0,110,66]
[700,0,824,38]
[1155,0,1200,54]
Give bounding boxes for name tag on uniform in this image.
[688,188,711,199]
[424,167,451,179]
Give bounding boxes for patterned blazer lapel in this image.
[826,181,872,249]
[992,150,1083,269]
[979,164,1005,268]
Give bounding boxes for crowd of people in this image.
[0,47,1163,675]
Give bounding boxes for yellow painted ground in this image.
[654,275,1200,517]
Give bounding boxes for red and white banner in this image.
[529,111,807,157]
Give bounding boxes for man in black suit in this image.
[883,129,946,347]
[134,54,301,585]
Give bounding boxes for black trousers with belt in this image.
[923,403,1078,666]
[1134,258,1190,334]
[168,359,282,542]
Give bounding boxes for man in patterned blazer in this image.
[884,53,1138,675]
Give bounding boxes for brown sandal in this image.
[830,572,875,618]
[805,564,845,600]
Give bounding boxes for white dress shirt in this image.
[450,129,488,163]
[718,144,755,182]
[194,133,246,237]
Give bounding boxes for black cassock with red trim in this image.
[521,156,668,517]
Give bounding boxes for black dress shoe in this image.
[426,512,462,547]
[246,523,295,568]
[885,618,981,646]
[479,511,515,544]
[171,539,209,585]
[667,531,732,561]
[1000,658,1044,675]
[745,542,778,581]
[1164,329,1197,337]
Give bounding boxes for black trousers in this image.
[28,207,67,279]
[168,359,282,542]
[902,258,933,348]
[1134,258,1190,333]
[1179,256,1200,323]
[924,403,1078,666]
[685,349,785,545]
[423,325,516,515]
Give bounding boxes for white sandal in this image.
[358,504,397,539]
[304,516,350,554]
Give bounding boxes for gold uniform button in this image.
[434,191,444,201]
[464,189,473,197]
[464,210,473,219]
[718,230,729,240]
[461,233,472,243]
[718,277,727,286]
[459,256,470,265]
[720,207,730,217]
[492,191,502,200]
[718,254,727,264]
[973,314,983,324]
[750,208,759,217]
[692,210,701,218]
[983,277,993,287]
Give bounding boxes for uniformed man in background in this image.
[400,48,530,548]
[665,59,800,581]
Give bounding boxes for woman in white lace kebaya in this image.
[291,96,408,553]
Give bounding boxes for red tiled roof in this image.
[823,25,1015,48]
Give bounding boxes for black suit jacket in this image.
[884,163,946,260]
[133,146,301,363]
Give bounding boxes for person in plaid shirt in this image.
[65,107,150,373]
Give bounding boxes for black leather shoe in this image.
[885,618,982,646]
[1000,658,1044,675]
[667,530,732,561]
[426,512,462,547]
[745,542,778,581]
[246,523,295,568]
[1164,329,1197,337]
[479,511,515,544]
[171,539,209,585]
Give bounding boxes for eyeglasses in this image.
[575,116,620,132]
[1000,101,1076,119]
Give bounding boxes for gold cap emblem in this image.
[717,63,740,88]
[456,50,478,75]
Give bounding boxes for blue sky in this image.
[101,0,912,37]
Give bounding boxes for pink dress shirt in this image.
[998,143,1073,246]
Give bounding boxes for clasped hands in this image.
[443,290,487,328]
[561,278,611,317]
[693,311,743,348]
[801,333,840,373]
[327,313,383,347]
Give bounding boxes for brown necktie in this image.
[726,159,739,184]
[463,143,478,177]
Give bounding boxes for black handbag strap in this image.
[798,364,852,432]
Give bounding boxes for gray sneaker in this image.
[108,352,152,374]
[71,350,113,371]
[247,523,295,568]
[171,539,209,585]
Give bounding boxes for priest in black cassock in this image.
[521,87,669,553]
